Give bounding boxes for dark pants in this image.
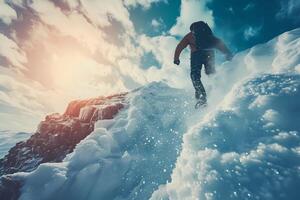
[190,50,215,100]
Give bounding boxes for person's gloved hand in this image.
[174,59,180,65]
[226,53,233,61]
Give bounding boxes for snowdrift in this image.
[18,83,194,200]
[152,74,300,200]
[151,28,300,200]
[9,28,300,199]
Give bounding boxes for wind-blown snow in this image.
[13,28,300,200]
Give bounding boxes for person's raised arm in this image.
[174,34,189,65]
[214,37,233,61]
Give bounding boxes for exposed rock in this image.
[0,93,127,177]
[64,93,126,118]
[0,93,127,199]
[79,106,97,123]
[0,175,22,200]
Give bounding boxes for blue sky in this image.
[0,0,299,131]
[130,0,300,51]
[130,0,300,69]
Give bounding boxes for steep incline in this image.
[151,28,300,200]
[1,28,300,200]
[152,74,300,200]
[18,83,194,200]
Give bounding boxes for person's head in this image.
[190,21,213,36]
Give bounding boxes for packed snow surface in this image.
[13,28,300,199]
[152,74,300,200]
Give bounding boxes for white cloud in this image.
[170,0,214,36]
[0,0,17,24]
[228,6,234,14]
[151,18,165,32]
[0,74,47,115]
[277,0,300,22]
[243,26,262,40]
[78,0,135,34]
[139,34,191,88]
[28,0,116,53]
[124,0,168,9]
[243,2,255,11]
[0,33,27,70]
[0,0,192,132]
[0,67,58,131]
[0,0,141,131]
[151,18,161,28]
[15,0,142,88]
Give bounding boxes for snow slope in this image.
[151,29,300,200]
[152,74,300,200]
[13,28,300,200]
[18,83,195,200]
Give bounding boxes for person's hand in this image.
[226,54,233,61]
[174,59,180,65]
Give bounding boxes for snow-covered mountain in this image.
[1,28,300,200]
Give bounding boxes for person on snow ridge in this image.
[174,21,233,108]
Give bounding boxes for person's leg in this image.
[204,51,216,75]
[190,65,207,100]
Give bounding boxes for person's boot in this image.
[195,95,207,109]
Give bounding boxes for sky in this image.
[0,0,299,132]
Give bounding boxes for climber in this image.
[174,21,233,109]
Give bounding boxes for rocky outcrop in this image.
[0,93,127,176]
[0,93,127,199]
